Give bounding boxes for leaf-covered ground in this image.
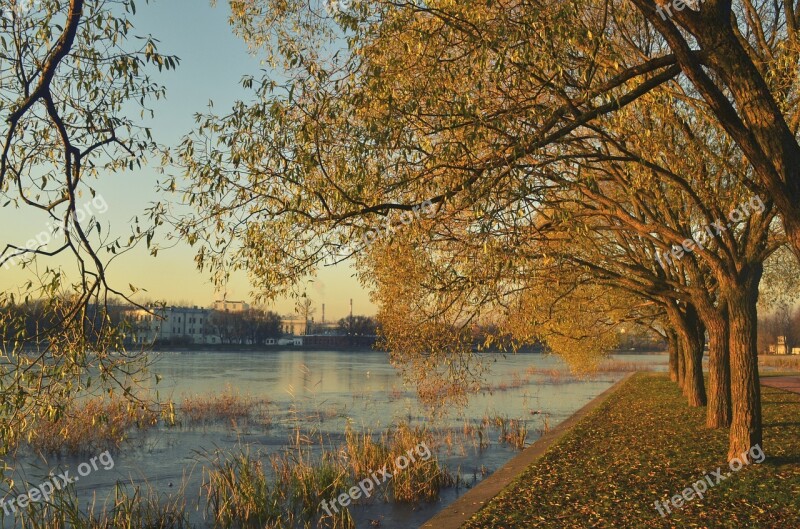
[464,373,800,528]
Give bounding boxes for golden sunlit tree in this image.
[170,0,788,461]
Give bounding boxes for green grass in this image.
[464,373,800,528]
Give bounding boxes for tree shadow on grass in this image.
[764,455,800,466]
[764,421,800,428]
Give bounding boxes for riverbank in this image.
[451,373,800,528]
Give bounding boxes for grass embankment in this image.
[465,373,800,529]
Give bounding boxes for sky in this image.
[0,0,375,321]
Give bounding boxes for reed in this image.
[594,359,651,373]
[204,448,354,529]
[388,386,404,401]
[6,482,188,529]
[27,398,159,456]
[525,358,653,383]
[759,355,800,370]
[179,387,270,426]
[204,425,453,528]
[524,367,576,384]
[386,424,454,502]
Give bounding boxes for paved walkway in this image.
[762,375,800,394]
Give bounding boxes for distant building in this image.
[213,300,250,313]
[123,306,220,345]
[313,321,341,334]
[769,336,790,355]
[281,316,309,336]
[122,302,348,346]
[777,336,789,355]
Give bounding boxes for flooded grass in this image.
[524,366,573,383]
[179,387,271,427]
[27,398,161,456]
[7,482,189,529]
[482,372,531,392]
[203,425,452,529]
[22,388,273,458]
[593,359,655,373]
[479,415,528,449]
[525,357,656,383]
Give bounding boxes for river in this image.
[1,349,666,528]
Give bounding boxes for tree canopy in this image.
[164,0,800,461]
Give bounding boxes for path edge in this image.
[419,372,636,529]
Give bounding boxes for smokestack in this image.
[322,304,326,323]
[350,299,353,319]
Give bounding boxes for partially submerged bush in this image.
[27,398,159,456]
[180,388,270,427]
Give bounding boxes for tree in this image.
[0,0,176,453]
[243,308,282,344]
[295,297,316,335]
[337,315,377,336]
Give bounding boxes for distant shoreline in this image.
[129,344,664,355]
[138,343,384,354]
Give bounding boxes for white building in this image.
[123,303,312,345]
[775,336,789,355]
[281,316,310,336]
[212,300,250,313]
[123,306,221,345]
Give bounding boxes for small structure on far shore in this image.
[768,336,792,355]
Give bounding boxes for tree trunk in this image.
[667,301,706,406]
[724,264,763,462]
[783,209,800,267]
[682,304,706,407]
[667,329,679,383]
[703,304,731,428]
[677,336,686,390]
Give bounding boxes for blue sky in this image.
[0,0,374,320]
